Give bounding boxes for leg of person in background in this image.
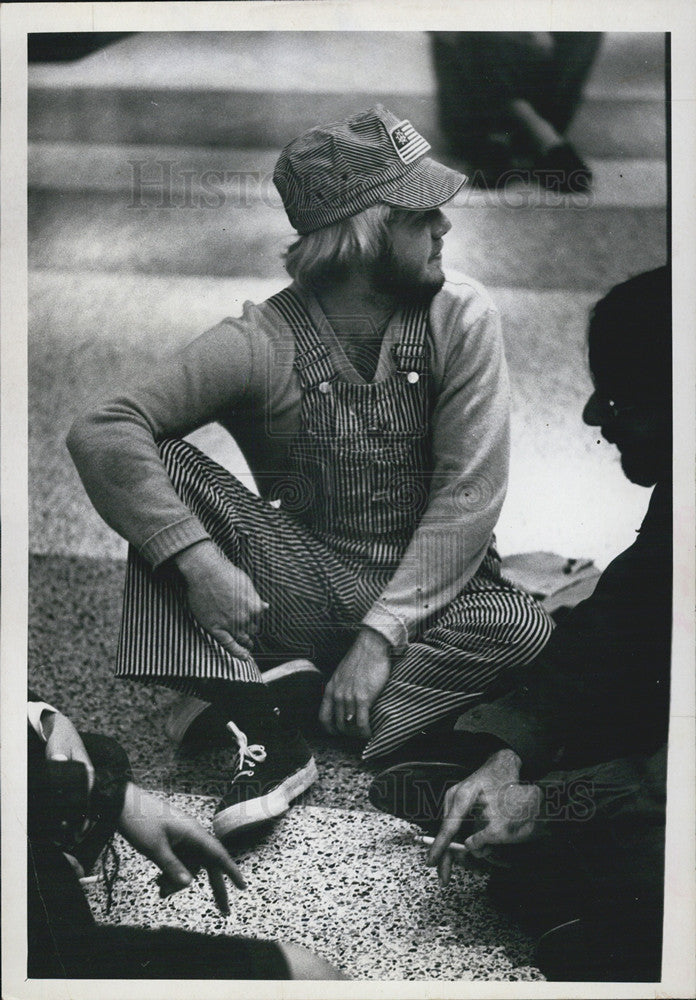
[511,32,602,192]
[509,98,593,193]
[540,33,604,134]
[430,32,524,185]
[430,32,598,192]
[430,33,493,159]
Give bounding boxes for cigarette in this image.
[414,834,468,854]
[79,875,99,884]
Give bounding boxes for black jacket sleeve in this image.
[455,482,672,779]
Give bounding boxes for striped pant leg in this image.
[363,552,555,760]
[116,438,357,689]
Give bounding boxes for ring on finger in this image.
[345,713,356,724]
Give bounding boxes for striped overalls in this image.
[117,287,552,759]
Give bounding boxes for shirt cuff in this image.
[27,701,58,741]
[454,701,564,779]
[361,601,409,653]
[140,516,211,568]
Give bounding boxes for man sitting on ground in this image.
[68,104,552,843]
[370,266,671,982]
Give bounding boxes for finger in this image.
[463,827,498,856]
[206,867,230,914]
[248,600,270,627]
[427,784,479,866]
[319,691,337,735]
[355,702,371,739]
[206,858,248,913]
[213,630,253,662]
[198,836,247,892]
[335,698,356,735]
[437,850,453,887]
[154,842,194,892]
[175,823,248,890]
[248,595,269,617]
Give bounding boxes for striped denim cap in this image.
[273,104,467,234]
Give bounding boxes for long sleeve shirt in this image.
[67,277,510,650]
[454,481,672,779]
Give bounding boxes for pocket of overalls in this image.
[370,449,431,532]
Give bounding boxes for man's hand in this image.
[319,628,391,738]
[175,541,268,661]
[118,783,246,915]
[427,749,541,885]
[43,711,95,793]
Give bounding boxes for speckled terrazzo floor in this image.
[28,552,542,979]
[84,798,542,982]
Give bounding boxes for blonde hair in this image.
[283,203,396,288]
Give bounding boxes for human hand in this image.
[319,628,391,738]
[117,783,246,914]
[175,541,268,661]
[427,749,541,885]
[43,711,95,793]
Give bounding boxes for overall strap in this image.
[391,303,430,376]
[267,287,335,389]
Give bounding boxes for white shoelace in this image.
[226,720,267,778]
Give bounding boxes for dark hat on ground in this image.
[588,266,671,404]
[273,104,467,234]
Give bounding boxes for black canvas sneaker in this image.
[213,721,318,842]
[164,693,221,748]
[164,659,324,748]
[260,659,324,733]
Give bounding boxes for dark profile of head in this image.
[583,265,671,487]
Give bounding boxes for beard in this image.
[619,444,669,487]
[368,245,445,307]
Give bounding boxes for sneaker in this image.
[213,721,318,841]
[164,660,324,748]
[368,760,475,836]
[164,694,227,749]
[262,659,324,733]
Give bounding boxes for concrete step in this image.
[30,268,653,569]
[29,141,667,208]
[29,188,667,291]
[28,31,665,157]
[28,31,665,99]
[28,85,666,159]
